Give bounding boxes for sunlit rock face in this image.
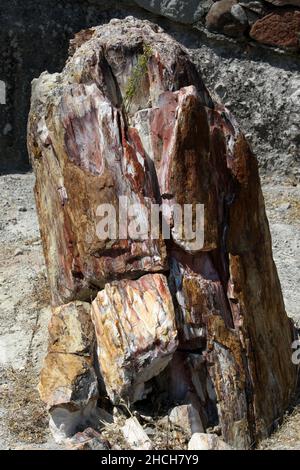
[28,17,297,449]
[91,273,178,403]
[38,301,99,443]
[48,301,95,355]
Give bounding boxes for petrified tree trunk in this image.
[28,17,297,449]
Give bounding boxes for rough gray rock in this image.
[135,1,209,24]
[122,417,153,450]
[188,44,300,180]
[239,0,267,26]
[239,0,268,15]
[206,0,249,37]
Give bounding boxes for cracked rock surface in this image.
[91,274,178,403]
[26,17,298,449]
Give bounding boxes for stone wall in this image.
[0,0,299,177]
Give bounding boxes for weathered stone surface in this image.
[28,71,167,305]
[216,106,296,444]
[167,248,250,447]
[133,84,218,252]
[134,0,209,24]
[163,304,250,446]
[39,353,97,408]
[239,0,267,15]
[91,273,178,403]
[29,18,297,449]
[169,251,232,348]
[164,98,297,448]
[250,10,300,50]
[38,301,100,442]
[238,0,267,26]
[206,0,249,37]
[122,417,153,450]
[38,353,99,442]
[188,432,232,450]
[48,301,94,355]
[28,17,215,306]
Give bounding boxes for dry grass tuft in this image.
[259,405,300,450]
[0,363,48,444]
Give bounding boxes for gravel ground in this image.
[0,172,299,450]
[0,173,52,449]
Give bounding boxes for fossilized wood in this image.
[147,86,218,251]
[28,17,297,448]
[38,353,99,443]
[28,77,167,305]
[48,301,95,355]
[38,301,99,442]
[91,273,178,403]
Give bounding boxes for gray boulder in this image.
[134,0,209,24]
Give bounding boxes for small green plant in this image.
[124,44,153,113]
